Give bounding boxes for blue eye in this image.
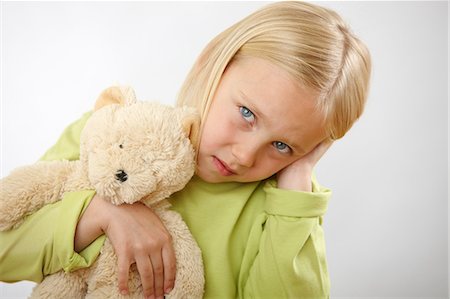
[273,141,291,154]
[239,106,255,123]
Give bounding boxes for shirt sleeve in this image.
[0,191,105,282]
[239,176,331,298]
[40,111,92,162]
[0,112,104,283]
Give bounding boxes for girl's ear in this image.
[94,86,137,111]
[181,110,201,149]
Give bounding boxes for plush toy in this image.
[0,86,204,298]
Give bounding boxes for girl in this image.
[0,1,371,298]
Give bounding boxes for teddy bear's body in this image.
[0,87,204,298]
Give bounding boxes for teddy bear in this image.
[0,86,205,298]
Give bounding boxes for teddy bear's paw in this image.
[30,271,87,299]
[0,196,36,231]
[0,187,23,230]
[86,286,143,299]
[0,219,23,231]
[0,223,12,231]
[0,209,24,231]
[165,285,204,299]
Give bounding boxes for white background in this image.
[1,1,448,298]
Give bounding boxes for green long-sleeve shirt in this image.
[0,111,331,298]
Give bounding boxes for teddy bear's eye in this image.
[119,144,124,149]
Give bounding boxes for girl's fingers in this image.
[117,256,130,295]
[308,139,334,163]
[317,139,333,157]
[162,243,177,294]
[149,252,165,299]
[323,139,334,150]
[135,254,155,299]
[105,202,177,298]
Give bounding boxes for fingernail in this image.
[121,289,128,295]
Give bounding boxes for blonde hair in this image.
[177,1,371,142]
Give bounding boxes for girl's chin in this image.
[195,162,270,183]
[195,160,227,183]
[195,167,219,183]
[195,168,236,183]
[195,171,261,184]
[196,172,226,183]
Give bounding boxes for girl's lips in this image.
[212,156,235,176]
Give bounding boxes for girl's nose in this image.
[231,143,258,168]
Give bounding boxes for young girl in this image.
[0,1,371,298]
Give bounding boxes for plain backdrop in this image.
[1,1,448,298]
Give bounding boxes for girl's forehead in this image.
[226,57,313,97]
[224,57,319,115]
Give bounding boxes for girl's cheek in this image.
[227,119,243,139]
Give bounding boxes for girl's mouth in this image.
[212,156,235,176]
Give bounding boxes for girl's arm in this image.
[240,179,331,298]
[45,112,176,299]
[239,140,333,298]
[276,140,333,192]
[0,190,101,283]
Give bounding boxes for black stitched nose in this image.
[115,170,128,182]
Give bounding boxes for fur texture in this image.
[0,86,204,298]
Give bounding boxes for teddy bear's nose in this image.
[115,170,128,182]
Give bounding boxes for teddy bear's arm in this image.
[0,160,76,231]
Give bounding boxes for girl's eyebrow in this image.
[239,90,306,155]
[238,91,268,120]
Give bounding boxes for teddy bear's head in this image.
[79,86,199,206]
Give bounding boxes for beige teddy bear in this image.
[0,86,204,298]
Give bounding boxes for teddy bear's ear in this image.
[94,86,137,111]
[181,112,201,149]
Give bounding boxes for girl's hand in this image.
[75,195,176,299]
[277,139,333,191]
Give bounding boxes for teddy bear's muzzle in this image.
[115,170,128,182]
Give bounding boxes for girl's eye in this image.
[119,144,124,149]
[239,106,255,123]
[273,141,291,154]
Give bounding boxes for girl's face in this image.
[196,57,327,183]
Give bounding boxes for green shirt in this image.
[0,112,331,298]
